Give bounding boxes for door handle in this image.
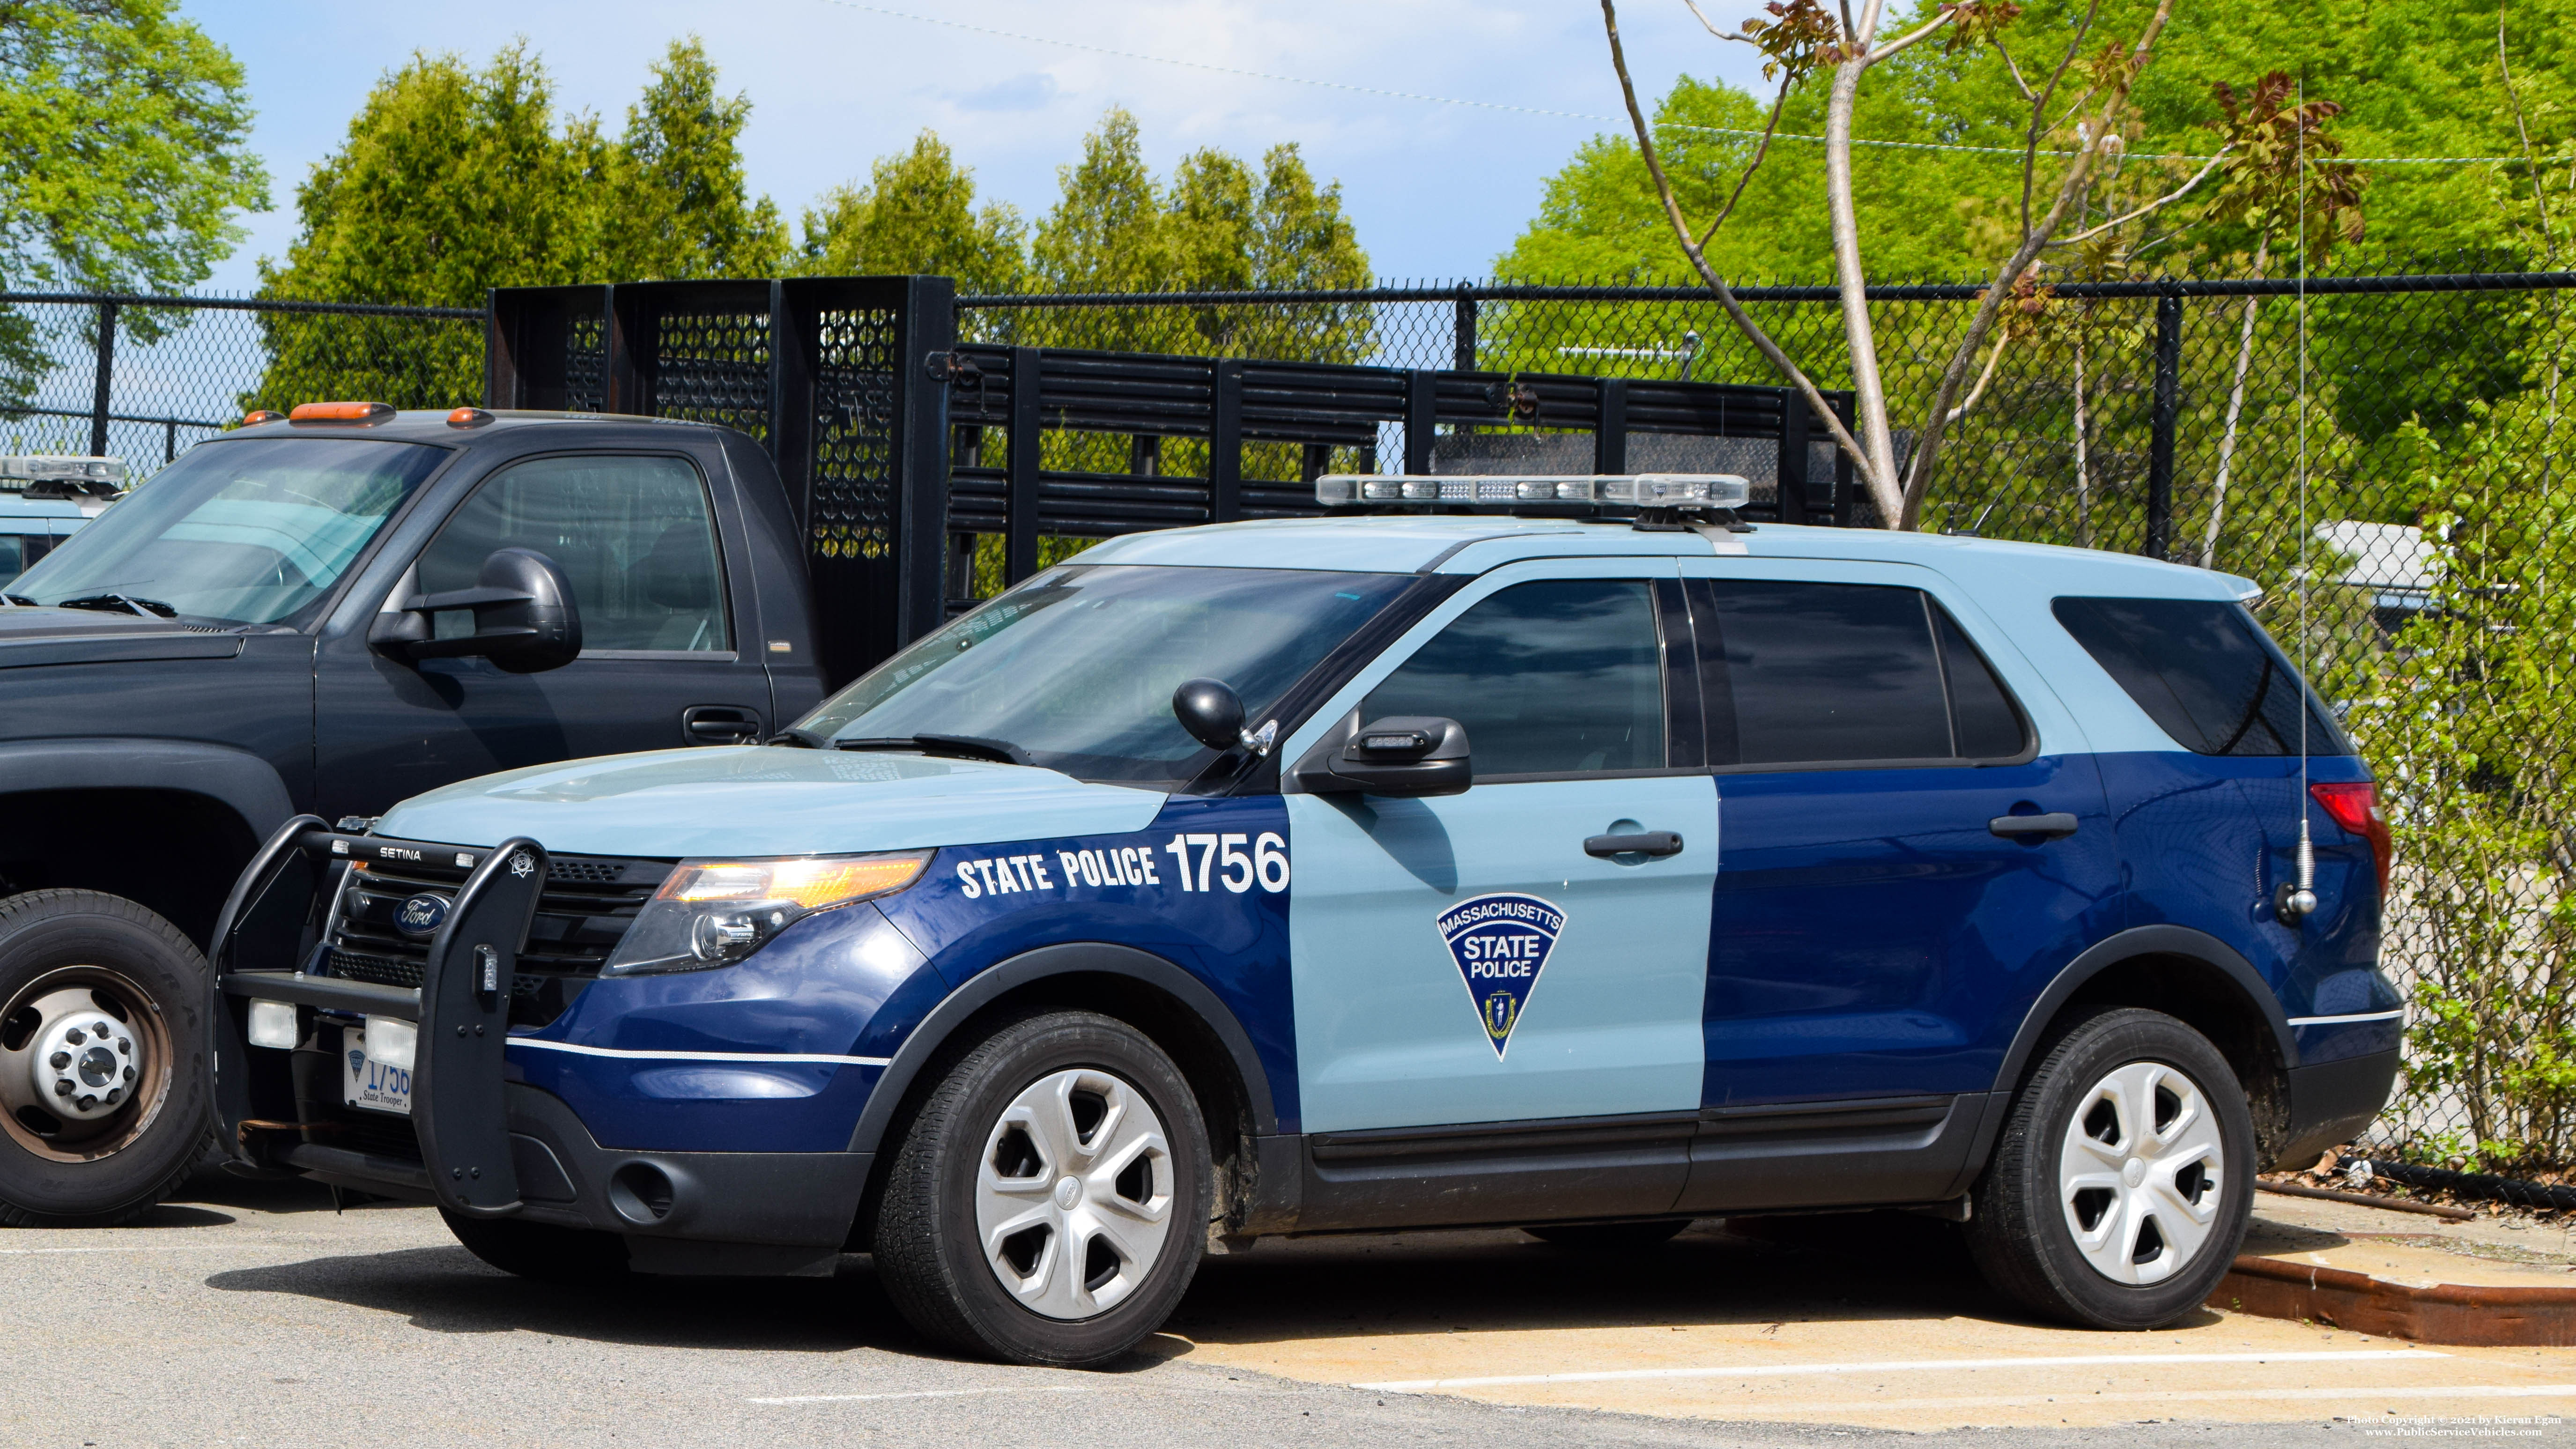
[1989,812,2080,840]
[1585,830,1684,858]
[681,705,763,745]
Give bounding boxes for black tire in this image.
[1965,1006,2256,1330]
[440,1209,631,1285]
[1524,1219,1691,1253]
[0,891,211,1228]
[873,1009,1211,1368]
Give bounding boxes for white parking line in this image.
[747,1385,1095,1405]
[1359,1348,2451,1391]
[0,1243,256,1255]
[1728,1384,2576,1413]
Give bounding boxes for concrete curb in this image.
[2213,1253,2576,1346]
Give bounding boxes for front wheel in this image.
[1965,1005,2255,1329]
[0,891,209,1228]
[872,1010,1211,1367]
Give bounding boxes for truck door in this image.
[1284,562,1716,1138]
[314,450,775,819]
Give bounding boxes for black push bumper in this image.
[207,818,870,1266]
[2277,1048,2402,1168]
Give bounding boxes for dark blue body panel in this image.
[1703,753,2122,1106]
[511,795,1296,1153]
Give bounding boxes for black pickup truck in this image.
[0,406,829,1226]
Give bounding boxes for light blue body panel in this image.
[1288,776,1716,1132]
[1280,555,1712,1132]
[0,496,86,537]
[377,746,1170,857]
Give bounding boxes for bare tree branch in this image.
[1599,0,1885,504]
[2501,0,2555,265]
[1947,325,2013,424]
[1681,0,1753,43]
[2020,0,2104,237]
[2049,146,2230,246]
[1697,73,1798,247]
[1869,10,1960,65]
[1901,0,2178,527]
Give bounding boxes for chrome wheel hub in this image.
[974,1066,1174,1320]
[2057,1059,2225,1285]
[24,997,140,1120]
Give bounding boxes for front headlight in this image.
[601,851,931,976]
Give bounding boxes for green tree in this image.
[595,37,789,281]
[0,0,265,393]
[250,45,598,410]
[798,131,1025,292]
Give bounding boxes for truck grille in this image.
[323,850,671,1026]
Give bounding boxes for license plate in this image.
[341,1026,413,1115]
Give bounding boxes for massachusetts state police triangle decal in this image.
[1436,893,1564,1057]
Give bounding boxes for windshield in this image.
[9,438,448,625]
[798,564,1412,785]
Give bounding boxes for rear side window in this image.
[2052,596,2348,756]
[1695,580,2029,767]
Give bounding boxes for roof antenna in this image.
[2281,74,2320,924]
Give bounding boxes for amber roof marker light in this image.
[240,409,285,427]
[446,407,494,428]
[287,401,395,423]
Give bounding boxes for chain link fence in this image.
[5,261,2567,1176]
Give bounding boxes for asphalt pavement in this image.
[3,1173,2566,1447]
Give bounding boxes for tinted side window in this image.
[1700,580,1954,764]
[1934,606,2029,759]
[2052,596,2347,756]
[418,454,728,652]
[1364,578,1666,776]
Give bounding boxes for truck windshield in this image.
[8,437,447,625]
[799,564,1412,785]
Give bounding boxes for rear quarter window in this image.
[2051,596,2350,756]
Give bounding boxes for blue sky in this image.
[181,0,1775,294]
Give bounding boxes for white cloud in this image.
[180,0,1774,290]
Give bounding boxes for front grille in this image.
[323,849,671,1026]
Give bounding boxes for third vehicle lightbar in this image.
[1316,473,1751,509]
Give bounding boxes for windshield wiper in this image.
[765,725,832,749]
[54,593,177,619]
[834,732,1032,766]
[2,594,35,607]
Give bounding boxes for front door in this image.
[1285,562,1716,1135]
[316,451,774,820]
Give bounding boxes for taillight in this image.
[2310,781,2390,899]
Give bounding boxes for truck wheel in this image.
[441,1209,630,1285]
[873,1010,1211,1368]
[1965,1006,2255,1330]
[0,891,210,1228]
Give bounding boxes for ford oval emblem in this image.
[394,893,451,939]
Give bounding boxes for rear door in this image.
[1676,559,2120,1113]
[315,449,775,819]
[1283,559,1717,1137]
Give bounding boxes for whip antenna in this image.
[2286,74,2319,921]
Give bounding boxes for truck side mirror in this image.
[1294,715,1472,798]
[367,547,583,674]
[1172,678,1247,752]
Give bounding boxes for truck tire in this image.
[1965,1006,2256,1329]
[873,1010,1211,1368]
[0,890,211,1228]
[441,1209,630,1286]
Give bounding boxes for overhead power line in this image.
[810,0,2518,168]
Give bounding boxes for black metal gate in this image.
[487,277,1853,684]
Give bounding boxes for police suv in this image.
[207,473,2398,1366]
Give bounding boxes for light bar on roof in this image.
[0,456,125,486]
[1315,473,1750,510]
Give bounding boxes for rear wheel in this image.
[1966,1006,2254,1329]
[440,1210,630,1285]
[873,1010,1210,1367]
[0,891,208,1228]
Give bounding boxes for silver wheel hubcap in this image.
[975,1066,1174,1320]
[2058,1059,2226,1285]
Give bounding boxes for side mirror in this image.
[368,547,583,674]
[1172,678,1247,752]
[1294,715,1472,798]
